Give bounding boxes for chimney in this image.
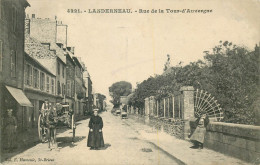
[25,18,30,34]
[32,14,35,19]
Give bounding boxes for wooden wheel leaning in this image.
[38,114,43,142]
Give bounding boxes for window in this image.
[57,81,61,95]
[71,80,75,98]
[12,6,17,32]
[40,72,45,91]
[57,62,60,75]
[10,50,16,77]
[62,83,65,96]
[67,80,71,97]
[0,40,2,72]
[0,0,4,20]
[51,79,55,94]
[25,64,32,85]
[62,65,65,78]
[33,69,39,88]
[46,76,50,92]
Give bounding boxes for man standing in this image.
[87,109,105,150]
[4,109,17,152]
[41,99,51,116]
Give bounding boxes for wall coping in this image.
[207,122,260,140]
[180,86,194,91]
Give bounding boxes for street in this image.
[2,110,180,165]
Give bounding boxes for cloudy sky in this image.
[26,0,260,98]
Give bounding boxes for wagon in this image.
[38,103,76,143]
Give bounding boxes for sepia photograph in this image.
[0,0,259,164]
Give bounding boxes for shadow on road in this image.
[100,143,111,150]
[57,136,86,148]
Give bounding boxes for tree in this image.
[130,41,260,125]
[109,81,132,107]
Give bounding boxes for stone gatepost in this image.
[180,86,195,140]
[172,95,175,118]
[149,96,155,116]
[156,100,159,116]
[144,97,150,124]
[163,98,166,118]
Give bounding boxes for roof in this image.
[73,56,82,68]
[83,70,90,78]
[24,53,55,77]
[65,50,76,66]
[51,44,66,64]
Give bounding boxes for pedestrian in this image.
[189,113,209,149]
[4,109,17,153]
[41,99,51,137]
[87,109,104,150]
[41,99,51,116]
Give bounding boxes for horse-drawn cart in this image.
[38,103,76,147]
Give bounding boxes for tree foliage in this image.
[130,41,260,125]
[109,81,132,106]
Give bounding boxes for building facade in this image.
[73,56,86,118]
[65,50,76,112]
[23,53,56,129]
[83,69,93,114]
[0,0,31,152]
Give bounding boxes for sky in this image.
[26,0,260,99]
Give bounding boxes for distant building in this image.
[73,56,86,118]
[65,49,76,112]
[83,69,93,114]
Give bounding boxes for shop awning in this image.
[5,85,33,107]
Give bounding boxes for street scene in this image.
[0,0,260,165]
[1,110,252,165]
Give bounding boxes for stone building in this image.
[73,56,86,118]
[25,15,67,103]
[23,52,56,129]
[25,14,92,119]
[65,48,76,112]
[24,35,66,103]
[83,69,93,114]
[0,0,31,139]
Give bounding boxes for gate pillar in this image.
[180,86,195,139]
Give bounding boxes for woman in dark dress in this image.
[87,109,104,150]
[190,113,209,149]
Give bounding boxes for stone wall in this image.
[147,116,185,139]
[204,122,260,163]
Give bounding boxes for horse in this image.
[45,108,58,150]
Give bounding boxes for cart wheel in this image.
[72,114,76,141]
[38,114,43,142]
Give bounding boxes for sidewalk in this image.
[126,115,252,165]
[1,128,39,162]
